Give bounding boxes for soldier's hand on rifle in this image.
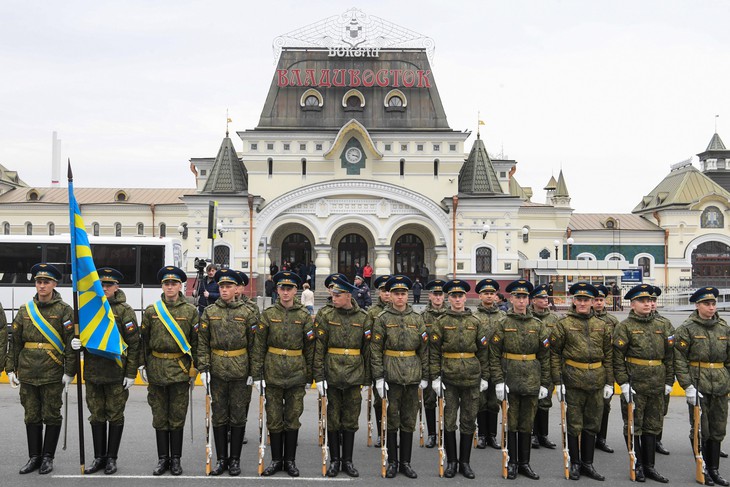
[254,379,266,394]
[375,378,388,397]
[200,371,211,390]
[603,384,614,399]
[431,376,444,394]
[556,384,566,401]
[664,384,673,395]
[246,376,253,386]
[123,377,135,390]
[138,366,148,383]
[62,374,73,392]
[480,379,489,392]
[685,385,703,405]
[620,383,635,402]
[70,338,82,351]
[538,386,548,400]
[419,379,428,390]
[7,371,19,388]
[316,380,327,396]
[495,382,508,401]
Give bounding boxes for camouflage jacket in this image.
[371,304,428,385]
[0,303,6,372]
[251,300,314,388]
[489,310,550,395]
[421,304,448,333]
[140,292,199,386]
[550,310,614,391]
[8,291,76,385]
[198,297,257,381]
[364,298,388,329]
[429,308,490,387]
[530,306,561,330]
[239,295,261,319]
[313,299,370,388]
[474,304,506,340]
[84,289,140,383]
[674,311,730,396]
[613,310,674,394]
[593,309,620,335]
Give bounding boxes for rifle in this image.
[381,385,388,478]
[501,387,509,479]
[318,394,323,446]
[437,381,445,477]
[418,387,425,447]
[693,362,706,484]
[559,374,570,479]
[189,378,194,442]
[627,374,636,482]
[320,389,329,476]
[204,381,212,475]
[257,382,267,475]
[62,387,68,450]
[367,386,373,447]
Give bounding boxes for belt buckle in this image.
[521,354,528,360]
[223,350,229,357]
[344,348,350,355]
[36,343,43,349]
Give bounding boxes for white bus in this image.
[0,235,183,322]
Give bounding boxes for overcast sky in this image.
[2,0,729,213]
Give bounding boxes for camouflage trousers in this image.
[211,378,251,428]
[86,381,129,425]
[478,381,500,414]
[265,384,305,433]
[620,392,664,436]
[506,393,538,433]
[444,384,479,434]
[565,387,603,436]
[687,394,729,443]
[147,381,189,430]
[423,384,437,410]
[538,384,556,411]
[385,383,419,433]
[20,382,64,425]
[327,385,362,431]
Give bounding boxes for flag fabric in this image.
[479,120,486,125]
[68,173,127,365]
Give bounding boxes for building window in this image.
[200,169,207,176]
[92,222,100,236]
[28,191,39,201]
[401,144,408,152]
[115,223,122,237]
[267,158,273,177]
[251,143,258,151]
[137,223,144,235]
[283,143,290,151]
[342,89,365,111]
[433,144,440,152]
[25,222,32,235]
[300,88,324,111]
[384,89,407,112]
[301,158,307,176]
[115,190,127,202]
[433,159,439,177]
[450,144,457,152]
[701,206,724,228]
[214,245,230,267]
[305,95,320,106]
[476,247,492,273]
[159,223,167,237]
[417,144,424,151]
[606,220,615,229]
[500,171,507,178]
[638,256,651,277]
[299,143,307,151]
[315,143,323,151]
[384,144,391,151]
[539,249,551,259]
[48,222,55,236]
[267,143,274,150]
[2,222,9,235]
[399,158,405,177]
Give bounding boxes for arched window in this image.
[214,245,230,267]
[159,223,166,237]
[393,234,424,281]
[137,223,144,235]
[305,95,320,107]
[25,222,32,235]
[115,222,122,237]
[300,88,323,111]
[48,222,55,236]
[2,222,9,235]
[388,96,403,107]
[399,158,405,177]
[476,247,492,273]
[638,256,651,277]
[301,158,307,176]
[342,89,365,112]
[433,159,439,177]
[539,249,551,260]
[92,222,100,236]
[267,158,273,177]
[701,206,724,228]
[384,89,407,112]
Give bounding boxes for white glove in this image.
[71,338,82,351]
[138,366,148,383]
[556,384,566,402]
[419,379,428,390]
[495,382,509,401]
[362,385,371,395]
[480,379,489,392]
[665,384,673,395]
[200,371,210,390]
[7,371,19,387]
[316,380,328,396]
[246,376,253,386]
[123,377,135,390]
[62,374,74,392]
[603,384,614,399]
[431,376,444,395]
[375,378,389,397]
[685,384,703,406]
[254,379,266,394]
[538,386,548,400]
[620,383,636,402]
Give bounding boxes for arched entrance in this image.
[394,233,425,282]
[338,233,368,281]
[281,233,312,272]
[692,241,730,287]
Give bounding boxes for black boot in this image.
[374,400,383,448]
[228,426,244,476]
[537,409,556,449]
[655,432,670,455]
[169,429,184,476]
[580,433,605,481]
[487,411,501,449]
[459,432,475,479]
[425,408,437,448]
[709,441,730,486]
[634,435,646,482]
[105,423,124,475]
[443,431,458,478]
[39,424,61,475]
[399,431,417,478]
[85,422,108,474]
[283,430,300,477]
[506,431,518,479]
[152,429,170,475]
[385,431,398,478]
[704,442,717,486]
[476,410,488,449]
[19,423,43,474]
[568,434,581,480]
[341,431,359,477]
[531,413,540,449]
[261,431,283,476]
[209,425,228,475]
[642,434,668,483]
[518,431,539,479]
[326,430,341,477]
[596,407,614,453]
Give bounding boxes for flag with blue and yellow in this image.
[68,164,127,365]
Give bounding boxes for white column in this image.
[434,245,449,278]
[314,244,332,290]
[374,245,391,277]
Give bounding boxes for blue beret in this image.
[385,275,412,291]
[506,279,533,295]
[97,267,123,283]
[476,278,500,294]
[31,263,62,282]
[690,287,719,303]
[425,279,446,292]
[273,271,301,288]
[215,268,242,286]
[157,266,187,283]
[569,282,598,298]
[624,284,653,301]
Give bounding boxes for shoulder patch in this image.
[421,331,428,342]
[306,329,315,340]
[492,335,500,343]
[64,320,73,331]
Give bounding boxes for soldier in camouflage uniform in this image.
[430,280,489,479]
[313,275,370,477]
[420,279,447,448]
[592,284,620,454]
[371,275,428,479]
[139,266,199,476]
[70,268,139,475]
[474,278,505,449]
[550,282,614,481]
[0,302,6,374]
[614,284,674,483]
[528,283,561,450]
[650,286,673,456]
[252,271,314,477]
[198,269,257,476]
[366,274,391,448]
[675,287,730,486]
[489,280,550,480]
[234,270,257,447]
[7,264,76,475]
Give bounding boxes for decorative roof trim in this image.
[323,119,383,160]
[384,89,407,108]
[342,89,365,108]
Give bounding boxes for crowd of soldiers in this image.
[1,262,730,485]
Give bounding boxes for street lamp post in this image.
[566,237,575,260]
[554,239,560,260]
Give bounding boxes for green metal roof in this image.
[458,136,503,195]
[633,163,730,212]
[202,136,248,194]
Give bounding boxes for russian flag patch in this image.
[667,335,674,346]
[125,322,135,332]
[64,320,73,331]
[306,329,315,340]
[542,338,550,348]
[421,331,428,342]
[364,329,372,339]
[480,335,488,346]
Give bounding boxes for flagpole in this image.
[68,160,86,474]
